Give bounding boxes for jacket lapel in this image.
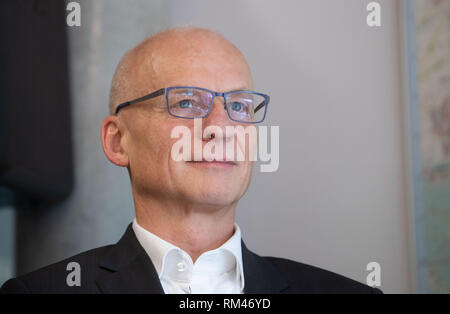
[241,241,290,294]
[96,224,165,294]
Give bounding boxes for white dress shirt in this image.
[132,218,245,294]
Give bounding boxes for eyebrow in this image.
[225,87,253,92]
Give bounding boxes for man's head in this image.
[102,26,255,211]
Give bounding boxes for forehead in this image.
[135,34,253,92]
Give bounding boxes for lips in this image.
[186,159,237,167]
[189,159,236,164]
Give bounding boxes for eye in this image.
[231,102,244,112]
[178,100,193,109]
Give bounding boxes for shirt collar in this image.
[132,218,245,291]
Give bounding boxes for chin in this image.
[172,163,250,206]
[180,184,241,208]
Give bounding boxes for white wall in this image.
[167,0,412,293]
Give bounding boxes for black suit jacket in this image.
[1,224,381,294]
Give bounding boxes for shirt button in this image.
[177,262,186,272]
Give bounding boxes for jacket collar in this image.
[96,223,289,294]
[241,241,290,293]
[96,224,165,293]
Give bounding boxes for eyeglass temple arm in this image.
[254,97,269,114]
[115,88,166,115]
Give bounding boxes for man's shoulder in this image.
[262,255,382,294]
[1,245,113,294]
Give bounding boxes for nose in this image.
[201,95,236,147]
[202,95,230,128]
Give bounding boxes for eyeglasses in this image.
[115,86,270,124]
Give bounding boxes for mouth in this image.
[186,159,237,168]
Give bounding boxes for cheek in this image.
[127,117,176,175]
[236,132,257,162]
[241,161,254,187]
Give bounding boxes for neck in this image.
[133,192,237,263]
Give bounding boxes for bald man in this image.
[1,27,381,294]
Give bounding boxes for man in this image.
[1,27,381,294]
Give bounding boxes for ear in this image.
[101,115,129,167]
